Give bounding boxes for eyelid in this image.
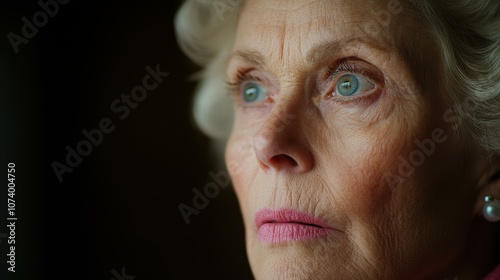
[226,71,269,106]
[226,72,251,96]
[323,59,381,100]
[327,59,378,82]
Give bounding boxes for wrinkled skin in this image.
[224,0,500,279]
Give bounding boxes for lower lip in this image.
[258,223,331,243]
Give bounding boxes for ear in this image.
[474,161,500,217]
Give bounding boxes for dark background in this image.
[1,0,253,279]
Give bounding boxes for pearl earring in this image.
[483,195,500,222]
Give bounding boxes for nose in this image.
[253,107,314,174]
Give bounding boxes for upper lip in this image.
[255,209,333,229]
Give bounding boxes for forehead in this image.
[234,0,405,64]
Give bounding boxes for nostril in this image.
[253,127,314,173]
[269,154,298,168]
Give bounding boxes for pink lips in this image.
[255,209,334,243]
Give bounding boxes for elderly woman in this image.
[175,0,500,279]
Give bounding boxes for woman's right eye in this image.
[241,81,267,104]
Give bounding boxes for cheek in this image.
[321,126,405,219]
[324,99,469,265]
[225,133,256,212]
[307,108,429,270]
[316,91,434,233]
[322,97,429,207]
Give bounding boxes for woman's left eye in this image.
[334,74,375,97]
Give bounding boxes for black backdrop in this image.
[1,0,253,279]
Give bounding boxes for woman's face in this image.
[225,0,487,278]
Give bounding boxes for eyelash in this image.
[327,60,359,77]
[225,71,261,99]
[226,60,376,101]
[325,60,379,101]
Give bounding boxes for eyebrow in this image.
[229,49,266,68]
[228,36,392,68]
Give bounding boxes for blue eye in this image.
[242,82,267,103]
[336,74,374,97]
